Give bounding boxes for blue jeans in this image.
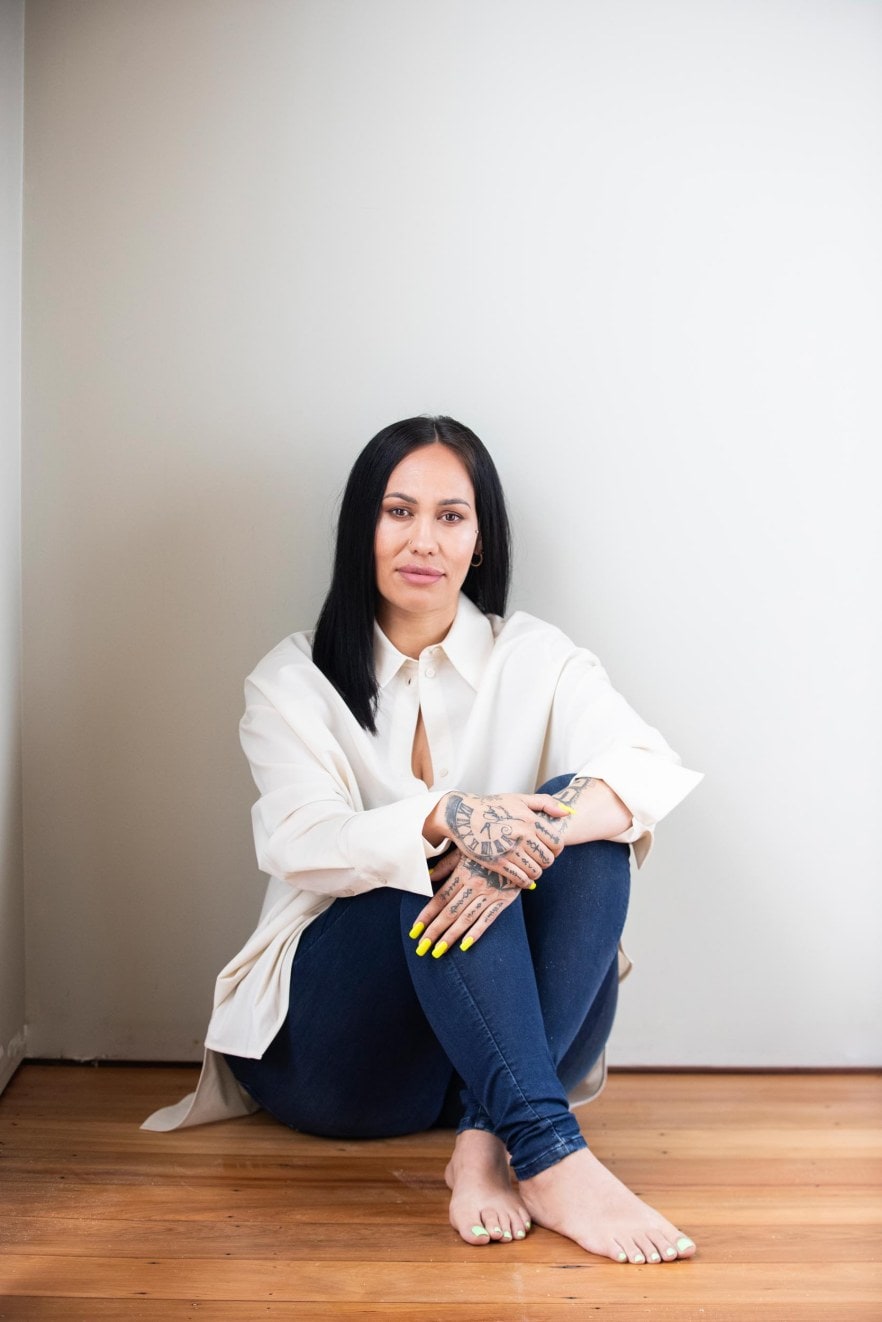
[226,776,630,1180]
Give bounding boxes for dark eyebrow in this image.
[383,491,473,509]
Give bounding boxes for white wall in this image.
[0,0,25,1093]
[22,0,881,1066]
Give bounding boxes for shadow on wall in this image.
[25,443,339,1059]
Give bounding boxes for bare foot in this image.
[445,1129,532,1246]
[519,1147,697,1264]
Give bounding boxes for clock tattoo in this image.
[444,793,523,861]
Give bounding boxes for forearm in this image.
[549,776,632,845]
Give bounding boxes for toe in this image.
[611,1238,630,1264]
[634,1235,659,1264]
[618,1237,646,1265]
[675,1234,697,1258]
[482,1209,505,1241]
[465,1221,492,1246]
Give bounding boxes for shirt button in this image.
[424,667,436,678]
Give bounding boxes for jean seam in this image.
[442,949,577,1163]
[512,1133,588,1182]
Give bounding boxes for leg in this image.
[226,886,455,1138]
[404,797,696,1262]
[227,884,532,1245]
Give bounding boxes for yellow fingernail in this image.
[409,921,425,939]
[528,881,537,890]
[415,938,431,956]
[560,804,577,815]
[431,941,448,959]
[460,936,474,952]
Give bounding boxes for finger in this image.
[421,891,492,952]
[492,856,539,889]
[428,848,460,883]
[533,815,566,853]
[524,794,577,819]
[458,897,511,950]
[520,836,555,870]
[409,872,466,937]
[432,891,519,956]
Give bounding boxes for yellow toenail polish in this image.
[516,1230,525,1239]
[649,1252,661,1262]
[676,1236,695,1252]
[617,1252,628,1262]
[524,1220,531,1229]
[409,921,425,939]
[460,936,474,951]
[665,1246,677,1258]
[633,1254,645,1264]
[492,1226,502,1234]
[471,1225,490,1237]
[431,941,448,959]
[503,1230,512,1239]
[415,938,431,956]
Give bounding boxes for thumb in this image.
[525,793,576,818]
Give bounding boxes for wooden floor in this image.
[0,1066,880,1320]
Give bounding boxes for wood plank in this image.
[2,1065,880,1317]
[2,1254,881,1303]
[2,1217,878,1263]
[4,1305,882,1322]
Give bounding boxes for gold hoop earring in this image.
[470,551,484,568]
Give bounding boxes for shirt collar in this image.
[373,593,496,692]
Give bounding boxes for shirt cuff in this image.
[339,791,446,898]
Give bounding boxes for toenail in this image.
[664,1246,677,1258]
[516,1230,526,1239]
[524,1220,531,1229]
[632,1254,645,1264]
[676,1236,695,1252]
[649,1252,661,1262]
[617,1252,628,1262]
[471,1225,490,1237]
[503,1231,512,1240]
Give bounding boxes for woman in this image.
[144,415,702,1265]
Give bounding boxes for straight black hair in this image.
[312,415,512,732]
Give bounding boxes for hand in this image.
[411,854,523,957]
[431,791,573,888]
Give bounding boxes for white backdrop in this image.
[20,0,881,1067]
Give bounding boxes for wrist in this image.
[423,793,452,847]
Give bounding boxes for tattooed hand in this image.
[532,777,595,851]
[413,779,598,957]
[438,791,572,888]
[411,855,523,955]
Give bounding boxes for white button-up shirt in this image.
[143,596,701,1131]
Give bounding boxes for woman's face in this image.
[374,443,480,629]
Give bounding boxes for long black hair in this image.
[312,415,512,732]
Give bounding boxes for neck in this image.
[376,603,458,658]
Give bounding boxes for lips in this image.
[397,565,444,584]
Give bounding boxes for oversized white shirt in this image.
[143,596,702,1131]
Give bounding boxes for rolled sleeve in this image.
[241,680,441,900]
[578,743,704,866]
[545,646,702,866]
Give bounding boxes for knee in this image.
[536,772,575,796]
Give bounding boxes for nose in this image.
[409,515,439,555]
